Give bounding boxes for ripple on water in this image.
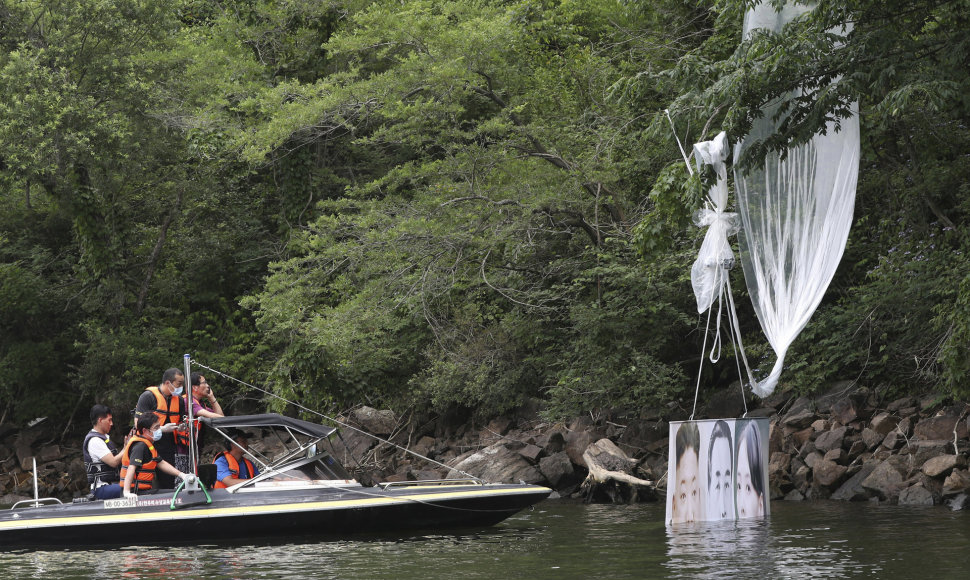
[0,500,966,579]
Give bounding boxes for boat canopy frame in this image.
[200,414,342,485]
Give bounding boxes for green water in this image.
[1,500,967,578]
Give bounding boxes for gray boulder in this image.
[910,439,950,466]
[352,406,398,436]
[815,426,848,452]
[922,455,966,478]
[833,471,872,502]
[869,412,899,436]
[565,430,598,468]
[539,451,574,488]
[813,459,848,488]
[914,415,968,441]
[942,469,970,498]
[446,442,543,484]
[861,428,883,450]
[861,460,906,500]
[898,483,935,506]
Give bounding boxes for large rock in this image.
[351,406,398,436]
[846,439,867,462]
[768,451,792,477]
[782,409,816,430]
[869,412,899,436]
[813,459,848,488]
[411,435,436,459]
[897,416,914,437]
[811,419,830,433]
[804,451,823,470]
[861,428,883,450]
[830,397,864,425]
[768,422,784,455]
[565,430,598,468]
[881,430,904,450]
[922,455,966,478]
[37,445,62,463]
[539,451,574,488]
[447,442,543,484]
[329,428,378,466]
[898,483,935,506]
[518,444,544,464]
[914,415,968,441]
[824,448,845,464]
[832,462,879,501]
[815,426,848,452]
[791,427,814,448]
[910,439,950,466]
[887,396,916,412]
[534,430,566,454]
[861,460,906,500]
[792,465,811,493]
[615,420,666,456]
[942,469,970,498]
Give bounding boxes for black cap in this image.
[225,428,254,440]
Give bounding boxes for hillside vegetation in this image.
[0,0,967,426]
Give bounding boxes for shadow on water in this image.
[0,500,967,578]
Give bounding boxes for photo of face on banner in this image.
[735,419,769,519]
[706,420,734,520]
[669,422,701,524]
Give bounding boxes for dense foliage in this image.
[0,0,967,428]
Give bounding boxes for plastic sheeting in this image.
[691,132,740,314]
[733,3,860,397]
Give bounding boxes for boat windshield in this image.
[262,453,353,483]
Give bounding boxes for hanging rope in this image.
[189,359,481,481]
[690,302,715,421]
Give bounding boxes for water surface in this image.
[2,500,967,578]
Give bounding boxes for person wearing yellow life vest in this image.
[134,368,188,489]
[214,429,259,488]
[120,414,196,497]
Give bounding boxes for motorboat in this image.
[0,413,551,547]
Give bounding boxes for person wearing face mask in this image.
[120,414,195,497]
[134,367,188,489]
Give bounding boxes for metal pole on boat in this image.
[184,353,197,477]
[32,457,39,507]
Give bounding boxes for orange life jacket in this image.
[145,386,189,446]
[213,451,256,488]
[120,434,159,491]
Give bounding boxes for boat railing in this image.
[377,478,484,490]
[11,497,63,509]
[11,458,65,509]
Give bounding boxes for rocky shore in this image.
[3,383,969,511]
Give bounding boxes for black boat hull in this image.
[0,483,550,547]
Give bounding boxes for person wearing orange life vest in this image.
[214,429,259,488]
[121,414,196,497]
[134,368,188,489]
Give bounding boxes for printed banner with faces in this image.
[665,417,770,525]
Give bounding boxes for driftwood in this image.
[580,438,655,503]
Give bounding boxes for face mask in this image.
[152,428,163,441]
[173,387,184,396]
